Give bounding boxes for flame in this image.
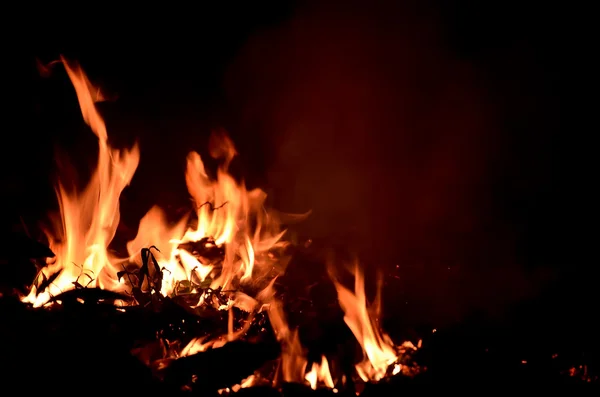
[305,356,335,390]
[332,262,418,382]
[217,375,257,395]
[22,59,420,392]
[259,280,308,383]
[23,60,294,373]
[256,282,336,389]
[126,130,288,299]
[23,58,140,307]
[257,280,309,385]
[24,60,289,311]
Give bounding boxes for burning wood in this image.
[5,58,422,395]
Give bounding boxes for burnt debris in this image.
[0,231,598,396]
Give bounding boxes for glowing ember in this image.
[19,59,422,393]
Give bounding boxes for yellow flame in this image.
[23,61,298,376]
[25,60,289,311]
[305,356,335,390]
[23,58,140,307]
[332,262,414,382]
[126,133,288,298]
[23,60,418,390]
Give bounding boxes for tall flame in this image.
[23,60,289,308]
[21,60,418,392]
[23,59,140,307]
[332,262,417,382]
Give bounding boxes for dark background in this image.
[1,0,590,331]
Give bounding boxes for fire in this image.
[257,278,338,390]
[305,356,335,390]
[23,58,140,307]
[125,130,288,299]
[20,59,421,392]
[255,279,310,385]
[23,59,288,309]
[332,262,420,382]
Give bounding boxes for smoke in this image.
[223,2,543,324]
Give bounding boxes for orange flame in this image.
[332,262,418,382]
[256,282,336,389]
[23,58,140,307]
[305,356,335,390]
[22,60,419,391]
[24,60,289,312]
[126,131,289,299]
[23,61,296,371]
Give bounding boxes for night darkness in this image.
[1,0,594,387]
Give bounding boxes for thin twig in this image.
[199,201,229,211]
[121,264,135,288]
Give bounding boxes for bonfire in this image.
[13,58,421,395]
